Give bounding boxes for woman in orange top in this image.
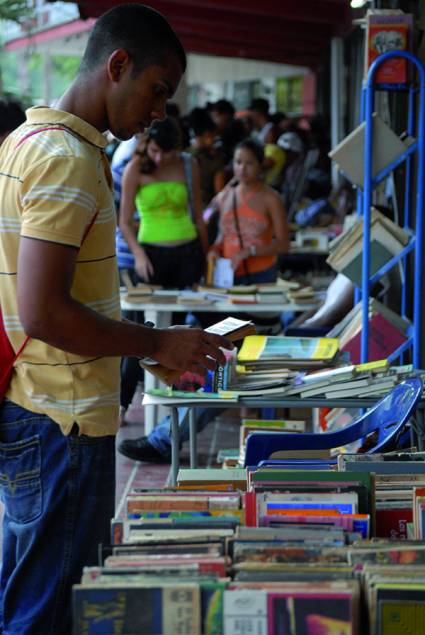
[207,139,290,284]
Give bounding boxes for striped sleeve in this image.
[20,155,98,248]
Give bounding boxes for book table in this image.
[121,294,318,433]
[142,393,425,486]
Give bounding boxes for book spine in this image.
[244,491,257,527]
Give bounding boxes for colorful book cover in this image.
[367,23,409,84]
[268,592,355,635]
[72,584,201,634]
[237,336,339,363]
[375,507,412,540]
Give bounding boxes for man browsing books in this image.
[0,5,232,634]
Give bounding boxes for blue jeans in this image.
[148,407,225,456]
[0,400,115,635]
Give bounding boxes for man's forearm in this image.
[22,297,161,358]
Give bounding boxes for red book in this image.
[244,491,257,526]
[375,507,412,539]
[341,312,407,365]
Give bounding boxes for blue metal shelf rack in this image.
[357,50,425,368]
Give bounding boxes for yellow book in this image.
[237,335,339,363]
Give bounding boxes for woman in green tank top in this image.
[119,117,207,288]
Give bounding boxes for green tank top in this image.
[135,181,197,243]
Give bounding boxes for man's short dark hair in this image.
[249,98,270,115]
[79,3,186,77]
[209,99,235,117]
[147,117,181,151]
[189,108,216,136]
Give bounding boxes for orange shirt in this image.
[220,190,276,277]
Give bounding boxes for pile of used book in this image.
[326,207,410,287]
[73,450,425,634]
[143,326,420,403]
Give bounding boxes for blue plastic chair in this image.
[244,377,423,467]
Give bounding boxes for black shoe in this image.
[118,436,171,464]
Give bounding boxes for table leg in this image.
[416,409,425,451]
[189,409,197,469]
[143,309,172,434]
[170,407,180,486]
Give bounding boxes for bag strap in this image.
[7,125,99,365]
[181,151,195,221]
[232,187,250,278]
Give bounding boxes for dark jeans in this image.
[141,238,203,288]
[0,400,115,634]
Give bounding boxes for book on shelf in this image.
[139,317,256,386]
[326,208,410,286]
[328,112,415,188]
[327,298,409,364]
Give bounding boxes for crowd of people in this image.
[111,98,339,462]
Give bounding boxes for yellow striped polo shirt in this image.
[0,107,121,436]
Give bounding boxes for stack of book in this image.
[237,334,340,372]
[197,279,305,305]
[282,359,417,400]
[326,207,410,287]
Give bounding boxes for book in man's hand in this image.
[139,317,256,386]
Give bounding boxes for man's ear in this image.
[107,49,131,82]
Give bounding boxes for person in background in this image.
[189,107,226,208]
[277,130,305,211]
[0,96,26,146]
[118,139,290,465]
[110,136,144,425]
[119,116,207,288]
[294,168,336,228]
[0,5,232,632]
[165,101,189,148]
[188,107,226,244]
[248,97,275,145]
[209,98,247,170]
[208,138,290,284]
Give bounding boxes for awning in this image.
[56,0,355,67]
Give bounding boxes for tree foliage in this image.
[0,0,31,23]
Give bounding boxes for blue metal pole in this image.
[361,73,375,362]
[401,86,415,320]
[365,51,425,369]
[355,85,366,307]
